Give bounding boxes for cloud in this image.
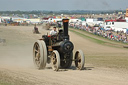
[101,0,109,7]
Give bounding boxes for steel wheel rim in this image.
[77,53,82,69]
[33,40,47,69]
[51,53,57,69]
[75,50,85,70]
[51,50,60,71]
[33,42,41,67]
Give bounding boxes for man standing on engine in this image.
[50,27,57,35]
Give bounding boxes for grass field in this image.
[0,81,11,85]
[70,28,128,47]
[70,28,128,70]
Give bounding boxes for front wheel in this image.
[75,50,85,70]
[51,50,60,71]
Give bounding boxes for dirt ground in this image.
[0,26,128,85]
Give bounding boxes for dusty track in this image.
[0,26,128,85]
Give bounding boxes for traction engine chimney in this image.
[62,19,69,40]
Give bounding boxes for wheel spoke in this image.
[78,53,81,60]
[54,58,57,65]
[37,61,40,66]
[52,53,57,65]
[35,52,40,60]
[35,43,39,48]
[53,53,55,57]
[34,43,40,61]
[78,62,81,68]
[34,43,40,53]
[34,49,39,53]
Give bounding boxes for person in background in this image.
[34,24,39,34]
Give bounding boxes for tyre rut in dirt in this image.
[75,50,85,70]
[51,50,60,71]
[33,40,47,69]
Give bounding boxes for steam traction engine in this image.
[33,19,85,71]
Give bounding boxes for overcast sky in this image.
[0,0,128,11]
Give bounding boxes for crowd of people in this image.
[69,24,128,43]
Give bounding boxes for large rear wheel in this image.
[33,40,47,69]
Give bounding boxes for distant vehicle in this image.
[48,18,62,23]
[104,21,128,32]
[86,18,104,27]
[42,23,51,30]
[56,21,62,28]
[69,19,81,23]
[104,26,113,31]
[103,21,115,31]
[114,28,127,33]
[69,22,75,27]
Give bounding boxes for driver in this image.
[50,27,57,35]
